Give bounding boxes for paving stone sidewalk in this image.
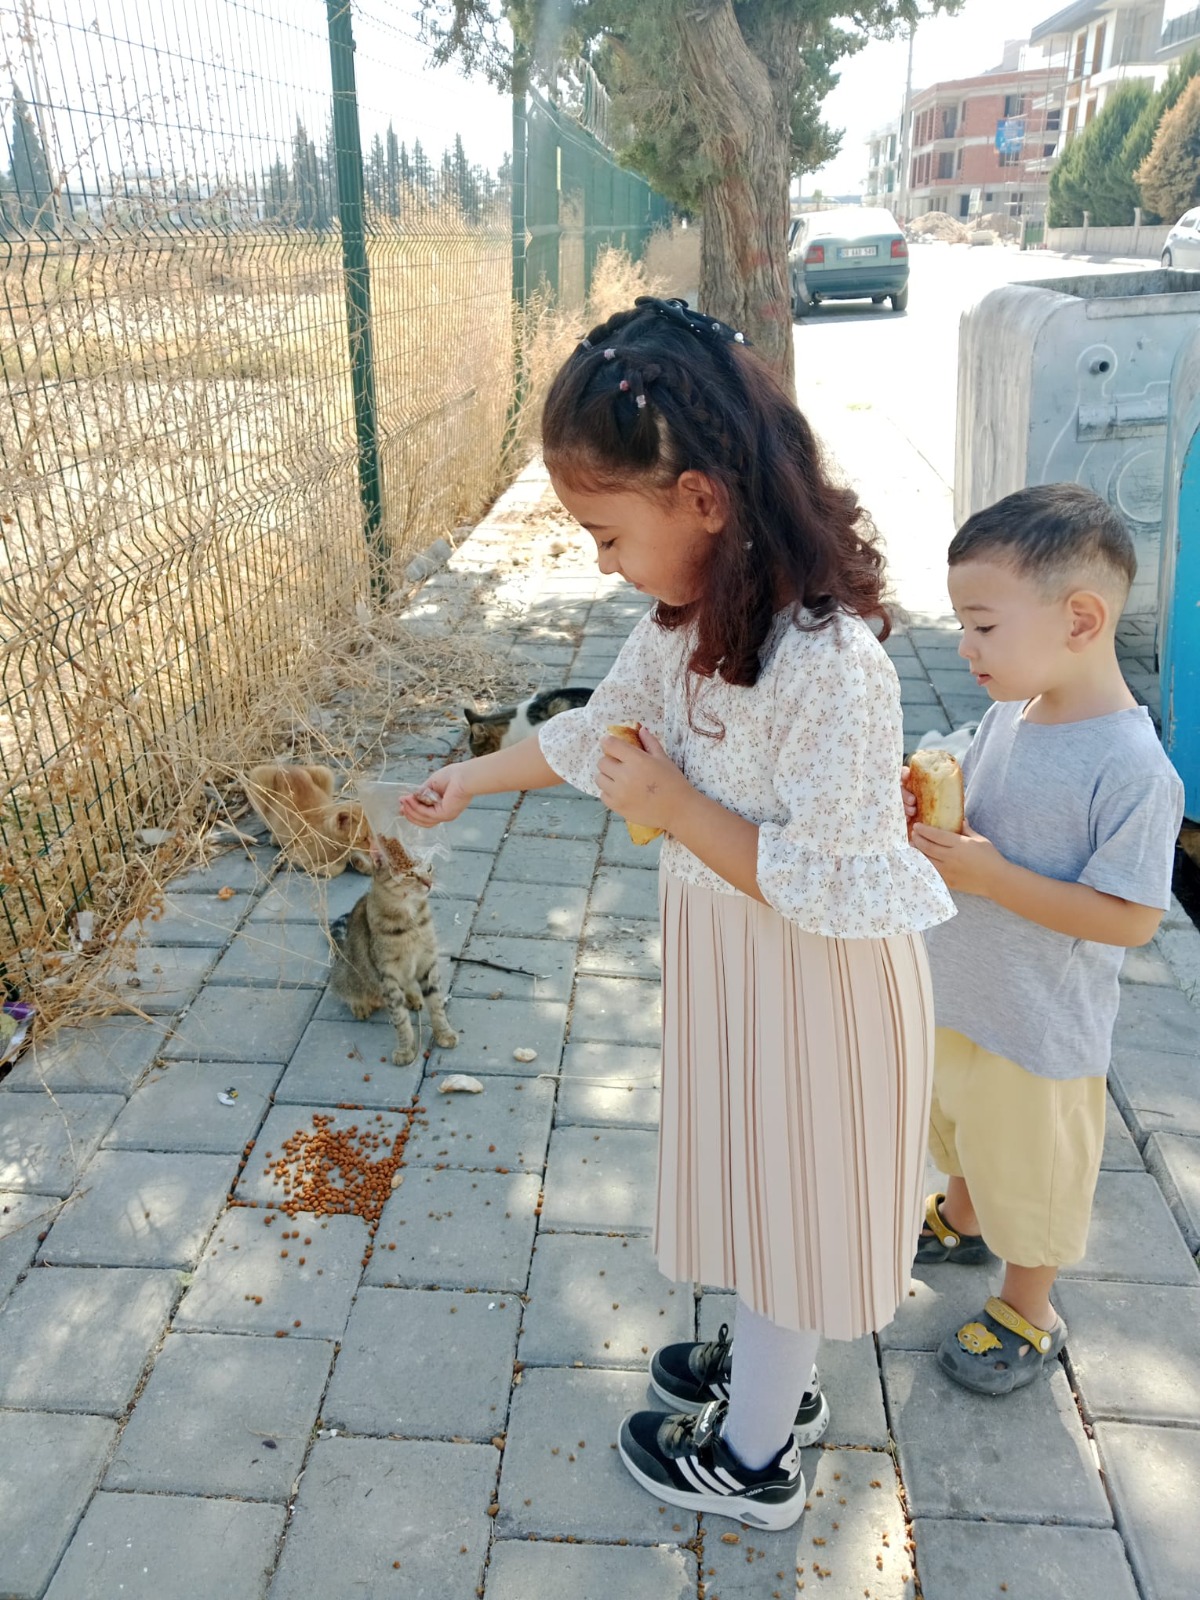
[2,462,1200,1600]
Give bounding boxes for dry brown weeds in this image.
[1,229,683,1041]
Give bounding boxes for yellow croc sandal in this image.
[937,1297,1068,1395]
[914,1192,996,1267]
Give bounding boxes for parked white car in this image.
[1161,208,1200,269]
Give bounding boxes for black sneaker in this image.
[650,1323,830,1447]
[618,1399,806,1530]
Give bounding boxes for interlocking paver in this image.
[273,1020,421,1106]
[882,1351,1111,1525]
[600,818,663,869]
[486,1541,694,1600]
[0,1411,117,1600]
[453,933,578,1002]
[1094,1422,1200,1600]
[704,1448,915,1598]
[510,793,607,838]
[268,1436,495,1600]
[439,808,513,852]
[0,1092,125,1196]
[576,914,662,979]
[522,1232,690,1367]
[323,1286,520,1439]
[102,1060,282,1153]
[0,1266,178,1413]
[1055,1279,1200,1424]
[588,864,659,920]
[6,1016,166,1094]
[424,994,568,1076]
[110,944,219,1013]
[557,1041,660,1130]
[367,1166,540,1291]
[569,974,661,1046]
[876,1263,1003,1352]
[498,1366,697,1544]
[540,1125,658,1234]
[131,889,247,945]
[104,1329,333,1498]
[911,1522,1140,1600]
[473,877,590,939]
[161,985,318,1062]
[39,1150,237,1267]
[1060,1169,1198,1285]
[1112,983,1200,1056]
[433,847,494,899]
[1109,1043,1200,1141]
[0,1190,60,1302]
[1101,1093,1144,1169]
[494,833,600,887]
[178,1207,364,1339]
[168,847,277,893]
[45,1492,284,1600]
[207,919,333,986]
[1144,1131,1200,1250]
[246,867,367,925]
[406,1073,555,1172]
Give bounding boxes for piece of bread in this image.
[908,748,965,834]
[606,724,664,846]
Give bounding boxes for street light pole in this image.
[896,21,916,225]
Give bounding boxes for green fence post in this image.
[505,42,529,455]
[326,0,386,589]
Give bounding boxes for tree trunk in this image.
[674,2,801,392]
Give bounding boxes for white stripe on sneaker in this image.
[679,1457,732,1496]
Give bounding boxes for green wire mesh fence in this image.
[0,2,671,991]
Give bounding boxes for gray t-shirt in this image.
[923,701,1183,1079]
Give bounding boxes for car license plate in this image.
[840,245,875,257]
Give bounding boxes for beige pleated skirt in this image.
[656,872,935,1342]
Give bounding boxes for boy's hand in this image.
[399,767,471,827]
[911,821,1003,896]
[900,765,917,836]
[597,727,691,836]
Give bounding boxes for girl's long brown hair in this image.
[542,303,890,694]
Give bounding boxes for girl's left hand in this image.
[910,821,1003,897]
[597,727,691,837]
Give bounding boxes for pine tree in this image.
[9,84,54,232]
[410,138,432,197]
[291,118,324,230]
[263,154,291,223]
[1047,83,1152,227]
[451,133,481,223]
[385,122,401,218]
[1125,50,1200,222]
[1136,74,1200,224]
[367,132,386,214]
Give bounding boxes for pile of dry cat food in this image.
[262,1110,418,1226]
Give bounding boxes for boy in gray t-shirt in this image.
[906,483,1183,1396]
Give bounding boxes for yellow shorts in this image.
[928,1027,1107,1268]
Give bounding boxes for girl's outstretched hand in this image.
[399,767,471,827]
[597,726,691,837]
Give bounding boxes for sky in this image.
[807,0,1189,196]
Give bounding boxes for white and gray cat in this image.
[329,837,457,1065]
[464,687,594,757]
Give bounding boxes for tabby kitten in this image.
[329,837,457,1066]
[464,686,594,757]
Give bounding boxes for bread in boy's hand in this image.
[606,723,664,845]
[908,748,965,834]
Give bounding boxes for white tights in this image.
[722,1297,820,1472]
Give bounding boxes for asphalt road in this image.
[791,242,1147,616]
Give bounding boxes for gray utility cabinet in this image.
[956,270,1200,618]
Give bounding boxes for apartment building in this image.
[903,67,1056,221]
[864,122,901,210]
[1029,1,1166,148]
[1158,1,1200,61]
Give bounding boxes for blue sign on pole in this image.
[995,117,1026,153]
